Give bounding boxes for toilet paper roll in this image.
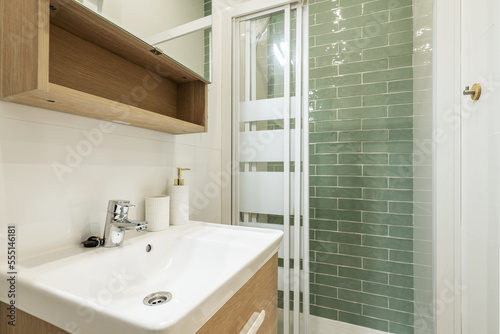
[168,185,189,225]
[145,196,170,231]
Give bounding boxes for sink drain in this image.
[143,291,172,306]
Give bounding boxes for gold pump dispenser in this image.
[174,168,190,185]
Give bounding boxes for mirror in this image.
[78,0,212,81]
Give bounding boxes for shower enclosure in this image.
[230,0,434,333]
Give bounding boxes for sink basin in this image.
[0,222,283,333]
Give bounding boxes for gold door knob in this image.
[463,83,481,100]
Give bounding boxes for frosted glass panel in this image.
[240,130,296,162]
[239,172,295,215]
[240,97,297,122]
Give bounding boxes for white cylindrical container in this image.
[168,185,189,225]
[145,196,170,231]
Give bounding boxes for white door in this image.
[461,0,500,332]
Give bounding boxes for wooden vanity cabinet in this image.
[0,0,208,134]
[196,254,278,334]
[0,254,278,334]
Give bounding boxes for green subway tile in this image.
[310,65,339,78]
[363,92,412,106]
[339,130,389,141]
[309,110,337,121]
[342,35,389,54]
[363,189,413,201]
[363,18,413,37]
[317,165,363,175]
[339,176,388,188]
[363,0,412,14]
[362,235,413,251]
[339,59,388,75]
[310,88,337,100]
[339,11,389,30]
[363,258,413,275]
[389,55,413,68]
[338,106,387,119]
[311,176,338,186]
[315,97,362,109]
[317,252,363,267]
[389,177,413,189]
[310,44,340,58]
[363,142,413,153]
[336,4,363,19]
[310,262,339,275]
[390,250,414,263]
[364,165,412,177]
[335,51,363,63]
[390,31,413,45]
[317,273,362,290]
[339,244,388,260]
[339,0,365,8]
[339,289,388,307]
[314,9,342,24]
[310,240,339,253]
[316,230,362,244]
[310,197,337,209]
[388,80,413,93]
[363,43,413,60]
[338,199,387,212]
[316,74,362,88]
[316,52,363,67]
[310,219,338,230]
[390,298,414,313]
[390,6,413,21]
[363,117,413,130]
[310,21,339,36]
[363,305,414,326]
[390,322,415,334]
[317,209,361,221]
[316,187,362,198]
[390,202,413,214]
[311,283,338,298]
[317,296,362,314]
[339,221,388,235]
[389,226,413,238]
[389,128,413,140]
[339,153,388,164]
[339,312,389,332]
[363,212,412,226]
[363,68,413,83]
[310,154,339,164]
[311,305,338,321]
[363,282,414,300]
[310,132,338,143]
[388,104,413,116]
[316,120,362,132]
[316,28,363,46]
[338,83,387,97]
[316,142,362,153]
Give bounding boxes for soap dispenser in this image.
[168,167,190,225]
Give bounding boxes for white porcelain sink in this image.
[0,222,283,334]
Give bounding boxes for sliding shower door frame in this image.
[230,2,310,333]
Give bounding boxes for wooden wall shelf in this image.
[0,0,209,134]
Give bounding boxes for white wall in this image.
[0,1,222,258]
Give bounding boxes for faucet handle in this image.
[107,200,135,218]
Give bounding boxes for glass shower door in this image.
[232,5,307,334]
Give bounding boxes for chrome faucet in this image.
[102,200,148,248]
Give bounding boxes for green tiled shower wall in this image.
[308,0,415,332]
